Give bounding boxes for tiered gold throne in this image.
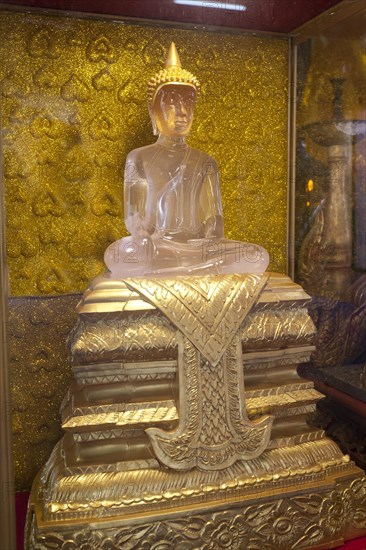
[26,272,366,549]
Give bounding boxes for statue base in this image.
[25,273,366,549]
[27,448,365,549]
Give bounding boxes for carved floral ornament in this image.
[29,478,366,549]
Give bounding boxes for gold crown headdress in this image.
[147,42,200,110]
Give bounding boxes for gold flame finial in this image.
[165,42,181,68]
[147,42,200,110]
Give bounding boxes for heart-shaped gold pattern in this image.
[63,147,94,182]
[36,266,70,294]
[89,110,118,141]
[27,28,60,59]
[33,64,59,89]
[86,35,117,63]
[61,74,90,102]
[92,68,116,91]
[32,188,66,218]
[30,112,63,139]
[91,191,121,217]
[1,71,29,98]
[142,40,165,66]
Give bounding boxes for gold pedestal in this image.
[26,273,366,549]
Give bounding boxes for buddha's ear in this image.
[148,106,158,135]
[151,114,158,136]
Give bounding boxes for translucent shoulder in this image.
[125,144,157,163]
[187,147,218,165]
[190,148,218,174]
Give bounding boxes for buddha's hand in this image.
[131,229,154,266]
[105,232,154,270]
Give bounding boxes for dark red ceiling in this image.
[0,0,342,33]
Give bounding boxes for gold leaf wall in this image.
[1,11,289,297]
[8,294,80,490]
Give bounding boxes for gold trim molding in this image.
[27,475,366,549]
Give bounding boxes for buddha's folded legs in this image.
[105,235,268,277]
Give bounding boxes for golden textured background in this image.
[0,10,288,489]
[1,11,288,297]
[8,295,80,490]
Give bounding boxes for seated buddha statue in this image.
[104,43,269,277]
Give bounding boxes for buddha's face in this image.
[153,84,196,138]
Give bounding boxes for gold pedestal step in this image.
[70,273,316,367]
[37,435,354,521]
[61,339,320,471]
[27,449,366,549]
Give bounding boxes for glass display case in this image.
[294,7,366,303]
[292,0,366,493]
[0,1,365,548]
[293,5,366,368]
